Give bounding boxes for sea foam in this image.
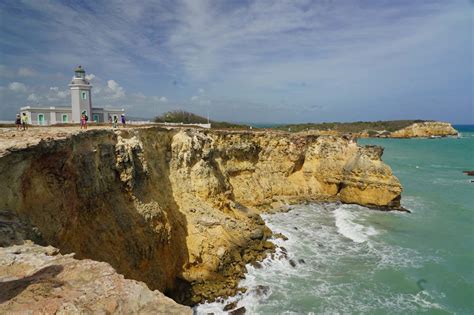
[333,205,379,243]
[195,203,445,314]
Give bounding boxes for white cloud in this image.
[152,96,168,102]
[198,88,205,95]
[107,80,119,90]
[8,82,27,93]
[107,79,125,99]
[190,93,210,106]
[57,90,69,98]
[134,92,146,99]
[27,93,39,102]
[45,87,69,101]
[18,67,37,77]
[85,73,96,81]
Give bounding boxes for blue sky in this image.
[0,0,472,123]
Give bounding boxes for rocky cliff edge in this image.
[0,127,402,308]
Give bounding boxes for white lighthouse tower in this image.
[69,65,92,122]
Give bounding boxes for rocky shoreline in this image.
[0,126,403,312]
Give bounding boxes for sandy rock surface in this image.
[0,126,109,157]
[0,242,192,314]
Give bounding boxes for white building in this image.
[21,65,124,125]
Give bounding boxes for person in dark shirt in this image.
[15,114,21,130]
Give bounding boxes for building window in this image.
[81,91,87,100]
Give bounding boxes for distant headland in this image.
[271,120,458,138]
[153,112,459,138]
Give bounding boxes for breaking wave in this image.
[334,205,379,243]
[195,203,447,314]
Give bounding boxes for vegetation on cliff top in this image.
[272,120,429,133]
[152,112,431,134]
[153,110,249,129]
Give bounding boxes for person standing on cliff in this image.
[15,114,21,130]
[21,113,28,130]
[113,115,118,128]
[80,111,88,130]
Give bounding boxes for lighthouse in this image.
[69,65,92,122]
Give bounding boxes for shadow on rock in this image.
[0,264,64,303]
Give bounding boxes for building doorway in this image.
[62,114,68,123]
[93,114,99,123]
[38,114,45,125]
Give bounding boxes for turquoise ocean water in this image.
[197,126,473,314]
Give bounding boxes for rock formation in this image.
[0,242,191,314]
[388,121,458,138]
[0,127,402,308]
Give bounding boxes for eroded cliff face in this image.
[189,131,402,209]
[388,122,458,138]
[0,127,402,306]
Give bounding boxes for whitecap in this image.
[333,205,378,243]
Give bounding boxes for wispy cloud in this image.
[8,82,27,93]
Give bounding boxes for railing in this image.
[127,120,153,125]
[1,120,212,129]
[160,122,212,129]
[121,121,212,128]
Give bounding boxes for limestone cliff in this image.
[0,127,402,306]
[388,121,458,138]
